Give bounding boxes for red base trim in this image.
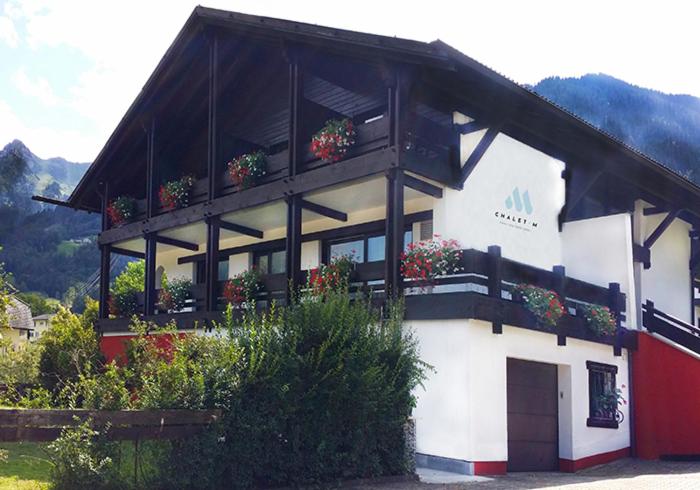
[473,461,507,475]
[559,447,629,472]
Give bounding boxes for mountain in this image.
[532,74,700,182]
[0,140,100,303]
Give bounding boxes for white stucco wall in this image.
[434,129,565,270]
[411,319,630,464]
[635,202,692,322]
[561,213,637,328]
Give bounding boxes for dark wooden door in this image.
[506,358,559,472]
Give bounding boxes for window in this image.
[254,249,286,275]
[194,260,231,283]
[326,230,413,264]
[586,361,620,429]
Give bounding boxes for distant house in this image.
[31,313,54,341]
[2,297,34,348]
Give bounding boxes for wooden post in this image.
[608,282,623,356]
[288,56,302,178]
[98,245,111,320]
[205,218,220,312]
[553,265,566,346]
[98,181,111,320]
[144,234,157,316]
[286,195,302,303]
[643,299,655,332]
[145,119,157,218]
[488,246,502,334]
[207,32,219,200]
[385,168,404,298]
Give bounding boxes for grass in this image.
[0,442,50,490]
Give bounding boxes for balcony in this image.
[98,247,634,354]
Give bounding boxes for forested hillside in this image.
[533,74,700,182]
[0,140,100,305]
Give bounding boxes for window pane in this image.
[330,240,364,262]
[367,236,385,262]
[218,260,229,281]
[404,230,413,250]
[256,254,269,275]
[270,251,286,274]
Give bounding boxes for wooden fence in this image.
[0,408,221,442]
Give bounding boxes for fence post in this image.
[608,282,623,356]
[553,265,567,346]
[488,246,503,334]
[643,299,655,332]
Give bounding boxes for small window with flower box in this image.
[586,361,625,429]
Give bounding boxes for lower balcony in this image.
[97,248,636,354]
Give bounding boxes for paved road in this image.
[352,459,700,489]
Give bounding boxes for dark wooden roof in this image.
[67,6,700,221]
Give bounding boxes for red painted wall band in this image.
[473,461,507,475]
[559,447,629,472]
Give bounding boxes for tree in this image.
[0,248,11,330]
[16,291,58,316]
[37,307,102,393]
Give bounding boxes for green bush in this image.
[47,419,127,490]
[37,307,102,394]
[122,292,426,488]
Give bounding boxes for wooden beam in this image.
[558,167,603,230]
[288,57,302,177]
[643,206,667,216]
[644,209,681,249]
[459,123,503,187]
[155,235,200,252]
[286,195,303,302]
[144,235,157,316]
[206,32,219,200]
[454,120,488,134]
[145,119,157,218]
[98,245,111,320]
[300,199,348,221]
[690,251,700,274]
[385,168,405,298]
[205,218,220,312]
[403,174,443,198]
[217,218,264,239]
[111,247,145,260]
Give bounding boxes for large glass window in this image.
[327,230,412,264]
[254,249,286,275]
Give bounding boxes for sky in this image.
[1,0,699,163]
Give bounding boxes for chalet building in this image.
[44,7,700,475]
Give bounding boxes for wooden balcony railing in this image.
[116,113,456,225]
[100,246,631,355]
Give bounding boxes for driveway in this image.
[352,459,700,489]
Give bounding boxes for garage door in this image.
[507,358,559,471]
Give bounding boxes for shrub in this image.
[400,236,462,283]
[222,268,261,308]
[158,277,192,312]
[0,337,41,386]
[38,307,102,394]
[114,291,426,488]
[515,284,565,328]
[80,362,130,410]
[47,419,126,490]
[109,260,144,317]
[579,303,617,336]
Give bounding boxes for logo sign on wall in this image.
[494,187,539,231]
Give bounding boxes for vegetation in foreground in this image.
[0,283,427,489]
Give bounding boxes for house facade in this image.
[2,297,34,348]
[49,7,700,475]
